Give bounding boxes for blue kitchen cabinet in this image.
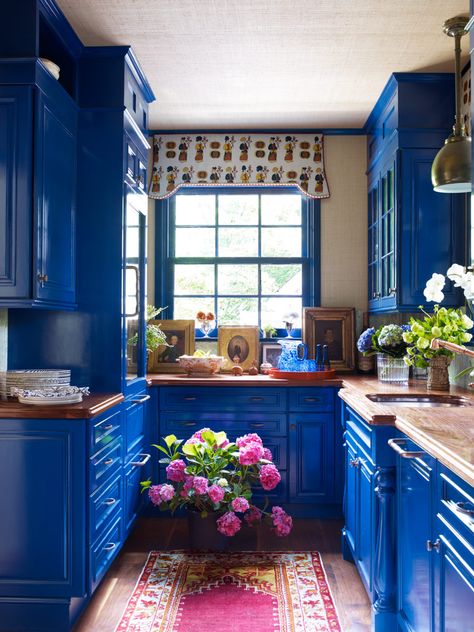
[390,437,437,632]
[0,64,77,309]
[341,401,397,631]
[366,74,465,313]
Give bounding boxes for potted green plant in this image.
[141,428,292,550]
[262,324,277,339]
[129,305,168,368]
[403,305,473,390]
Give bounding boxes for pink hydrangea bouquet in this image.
[141,428,292,538]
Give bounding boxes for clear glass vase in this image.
[377,353,409,383]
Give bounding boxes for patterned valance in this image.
[148,133,330,200]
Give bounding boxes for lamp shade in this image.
[431,133,472,193]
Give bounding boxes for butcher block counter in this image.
[0,392,124,418]
[339,376,474,487]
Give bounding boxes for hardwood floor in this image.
[74,517,371,632]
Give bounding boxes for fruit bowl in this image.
[177,355,225,377]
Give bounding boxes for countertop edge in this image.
[0,393,125,419]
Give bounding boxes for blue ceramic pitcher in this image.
[277,339,308,370]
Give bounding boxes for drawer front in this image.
[160,387,287,412]
[344,406,373,453]
[90,438,122,493]
[90,474,122,544]
[288,388,336,413]
[438,467,474,540]
[160,412,287,437]
[90,409,122,454]
[90,515,122,591]
[125,400,146,453]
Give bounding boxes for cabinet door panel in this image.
[357,459,374,591]
[34,91,76,304]
[0,421,85,598]
[344,439,358,553]
[0,86,33,299]
[289,413,334,502]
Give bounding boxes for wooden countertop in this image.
[147,373,344,387]
[339,376,474,487]
[0,393,124,419]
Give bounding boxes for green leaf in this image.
[455,365,474,379]
[164,434,178,448]
[201,429,216,446]
[214,431,228,446]
[152,444,171,456]
[140,479,151,492]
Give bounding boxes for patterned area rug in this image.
[115,551,342,632]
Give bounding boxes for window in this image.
[156,187,319,333]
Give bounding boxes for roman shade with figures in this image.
[148,133,330,200]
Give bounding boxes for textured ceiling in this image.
[56,0,470,130]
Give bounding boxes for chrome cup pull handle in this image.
[103,542,116,552]
[454,501,474,517]
[130,453,151,467]
[103,498,117,506]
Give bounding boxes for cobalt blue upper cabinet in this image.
[0,63,77,308]
[366,74,465,313]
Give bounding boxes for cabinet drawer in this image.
[344,406,373,453]
[160,412,287,437]
[438,467,474,539]
[90,438,122,493]
[90,409,122,453]
[90,474,122,544]
[160,387,286,412]
[90,515,122,591]
[288,388,335,413]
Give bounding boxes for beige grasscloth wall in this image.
[320,135,367,311]
[147,134,368,314]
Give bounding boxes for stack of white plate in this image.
[0,370,71,399]
[14,386,89,406]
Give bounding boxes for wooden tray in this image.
[268,369,337,380]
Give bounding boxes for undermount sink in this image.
[366,393,473,408]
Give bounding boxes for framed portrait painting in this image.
[217,326,260,372]
[261,343,282,368]
[147,320,195,373]
[302,307,355,372]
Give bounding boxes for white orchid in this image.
[446,263,469,287]
[423,273,445,303]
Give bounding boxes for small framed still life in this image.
[302,307,355,372]
[261,342,282,368]
[147,319,195,373]
[217,325,260,372]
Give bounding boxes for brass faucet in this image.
[430,339,474,387]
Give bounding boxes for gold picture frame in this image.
[148,320,195,373]
[302,307,355,372]
[217,326,260,372]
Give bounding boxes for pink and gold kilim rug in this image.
[115,551,342,632]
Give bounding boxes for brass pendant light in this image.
[431,16,471,193]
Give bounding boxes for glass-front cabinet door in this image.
[123,183,147,388]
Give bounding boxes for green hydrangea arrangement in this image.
[403,305,473,368]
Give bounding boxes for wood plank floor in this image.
[74,517,371,632]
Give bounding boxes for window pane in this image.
[261,227,301,257]
[218,298,258,325]
[218,264,258,295]
[174,264,214,295]
[176,195,215,225]
[175,228,215,256]
[261,297,302,328]
[261,194,301,225]
[174,297,214,321]
[261,264,302,295]
[218,195,258,225]
[218,228,258,257]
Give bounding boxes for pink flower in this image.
[148,484,175,505]
[191,427,212,442]
[193,476,209,495]
[262,447,273,461]
[239,442,264,465]
[216,511,242,537]
[259,464,281,490]
[231,497,250,513]
[271,506,293,537]
[236,433,263,448]
[208,484,225,504]
[244,506,262,526]
[166,459,187,482]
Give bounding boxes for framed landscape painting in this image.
[302,307,355,371]
[147,320,195,373]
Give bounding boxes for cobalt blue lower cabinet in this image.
[157,385,342,517]
[391,436,437,632]
[341,402,397,631]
